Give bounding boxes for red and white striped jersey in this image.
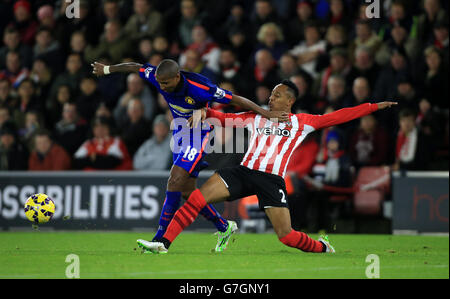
[206,103,378,178]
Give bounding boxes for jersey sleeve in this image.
[297,103,379,130]
[187,79,233,104]
[206,109,255,128]
[138,63,158,86]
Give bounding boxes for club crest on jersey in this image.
[185,97,195,105]
[256,126,291,137]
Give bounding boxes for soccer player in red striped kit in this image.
[137,80,397,254]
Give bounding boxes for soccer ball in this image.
[24,194,55,224]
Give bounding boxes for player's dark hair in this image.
[281,79,299,101]
[156,59,180,78]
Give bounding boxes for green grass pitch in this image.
[0,231,448,279]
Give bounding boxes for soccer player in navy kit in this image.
[92,60,289,251]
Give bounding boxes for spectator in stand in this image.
[315,47,352,99]
[36,5,55,30]
[85,20,132,65]
[419,46,448,110]
[250,48,281,92]
[0,50,30,88]
[286,0,315,47]
[12,78,42,128]
[0,105,12,129]
[177,0,206,49]
[30,58,53,108]
[324,0,353,31]
[373,47,409,101]
[133,114,171,171]
[95,102,114,120]
[323,75,352,111]
[342,76,375,134]
[254,22,288,62]
[351,77,372,106]
[47,84,73,126]
[148,51,165,66]
[136,37,153,62]
[416,0,447,45]
[349,20,383,62]
[290,71,317,113]
[54,0,102,53]
[376,24,419,66]
[113,73,156,126]
[99,0,126,27]
[0,121,28,170]
[380,0,413,41]
[73,116,132,171]
[0,26,33,70]
[28,129,71,171]
[181,49,217,83]
[120,98,152,157]
[249,0,280,43]
[278,53,300,81]
[348,114,389,169]
[218,47,244,93]
[394,77,420,111]
[124,0,164,43]
[69,31,88,59]
[76,75,103,122]
[392,108,433,171]
[316,24,349,72]
[315,106,346,165]
[33,26,64,74]
[54,101,89,155]
[49,53,85,101]
[0,77,17,109]
[180,24,221,74]
[430,17,449,65]
[227,28,254,69]
[152,35,171,58]
[349,46,381,91]
[289,21,327,79]
[9,0,38,46]
[18,110,44,151]
[304,130,352,232]
[221,0,250,45]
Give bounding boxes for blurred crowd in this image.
[0,0,448,176]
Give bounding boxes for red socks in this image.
[163,189,207,243]
[162,189,324,254]
[279,229,325,253]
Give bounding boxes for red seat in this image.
[353,166,391,215]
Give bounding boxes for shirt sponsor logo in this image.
[256,126,291,137]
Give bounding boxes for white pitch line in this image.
[0,265,447,278]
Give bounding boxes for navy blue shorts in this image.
[172,131,211,178]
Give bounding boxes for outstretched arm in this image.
[300,102,397,130]
[229,94,290,122]
[91,61,143,76]
[188,108,255,128]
